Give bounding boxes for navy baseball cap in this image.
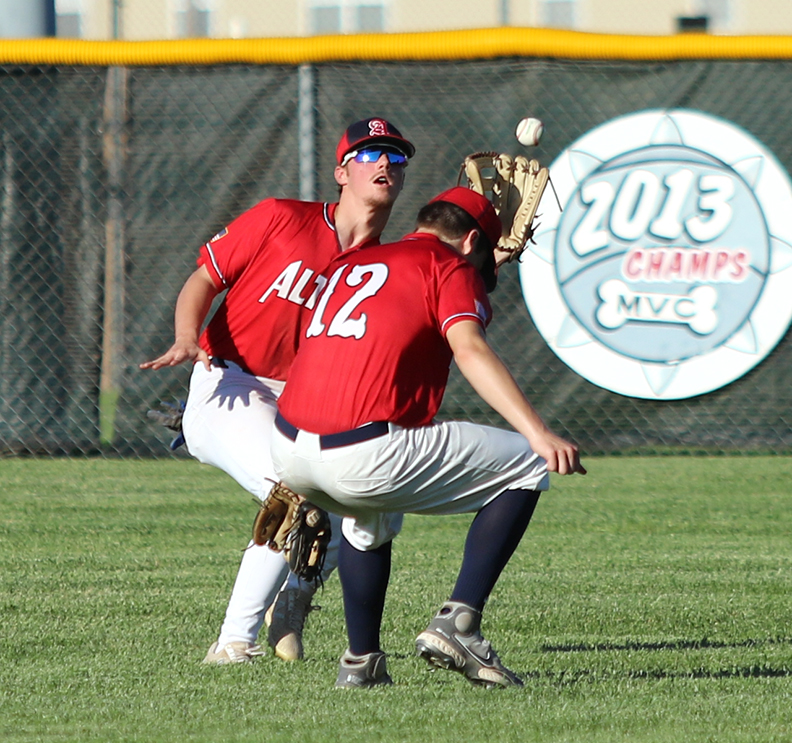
[336,117,416,165]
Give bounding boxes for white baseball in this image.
[516,117,544,146]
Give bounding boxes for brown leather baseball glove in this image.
[252,482,331,585]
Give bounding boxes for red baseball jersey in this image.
[197,198,377,380]
[278,233,493,433]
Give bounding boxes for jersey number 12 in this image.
[305,263,389,340]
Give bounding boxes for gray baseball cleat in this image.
[335,649,393,688]
[415,601,523,688]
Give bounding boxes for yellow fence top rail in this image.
[2,28,792,66]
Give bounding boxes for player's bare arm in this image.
[446,320,586,476]
[139,265,218,371]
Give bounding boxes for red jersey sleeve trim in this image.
[441,312,486,335]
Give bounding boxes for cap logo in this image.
[368,119,388,137]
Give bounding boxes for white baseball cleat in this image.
[202,641,265,665]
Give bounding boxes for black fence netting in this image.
[1,57,790,455]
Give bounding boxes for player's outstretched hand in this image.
[530,429,587,476]
[139,339,210,371]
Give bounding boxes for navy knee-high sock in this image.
[450,489,541,611]
[339,536,392,656]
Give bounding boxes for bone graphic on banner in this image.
[596,279,718,335]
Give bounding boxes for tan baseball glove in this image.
[252,482,332,585]
[458,151,549,263]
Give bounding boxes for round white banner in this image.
[520,109,792,399]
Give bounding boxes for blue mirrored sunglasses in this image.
[341,147,408,166]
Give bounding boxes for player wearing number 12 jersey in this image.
[281,230,492,433]
[273,187,586,688]
[140,117,415,665]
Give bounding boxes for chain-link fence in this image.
[1,44,791,456]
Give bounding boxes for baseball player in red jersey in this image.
[140,118,415,664]
[272,186,586,688]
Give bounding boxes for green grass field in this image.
[1,457,791,742]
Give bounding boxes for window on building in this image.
[309,1,386,35]
[175,0,211,38]
[56,13,81,37]
[693,0,730,30]
[311,6,342,34]
[357,5,385,32]
[55,0,81,38]
[540,0,575,30]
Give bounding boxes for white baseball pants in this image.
[182,360,341,645]
[272,418,549,551]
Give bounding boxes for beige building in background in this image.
[57,0,792,40]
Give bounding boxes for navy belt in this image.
[275,412,388,450]
[210,356,253,376]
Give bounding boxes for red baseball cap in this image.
[429,186,502,293]
[336,117,416,165]
[429,187,502,247]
